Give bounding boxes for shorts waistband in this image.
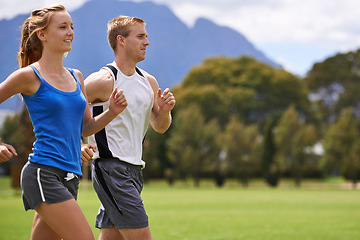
[27,161,79,179]
[96,158,142,170]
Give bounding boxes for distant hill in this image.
[0,0,281,110]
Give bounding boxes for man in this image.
[84,16,175,240]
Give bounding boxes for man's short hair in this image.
[107,15,146,52]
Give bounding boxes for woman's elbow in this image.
[82,123,93,137]
[82,130,91,138]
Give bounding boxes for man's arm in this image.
[84,69,114,104]
[145,72,176,133]
[80,69,127,137]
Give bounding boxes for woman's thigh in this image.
[35,199,95,240]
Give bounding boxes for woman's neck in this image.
[36,51,66,74]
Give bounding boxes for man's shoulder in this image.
[139,69,155,82]
[84,68,114,103]
[85,68,113,84]
[141,70,158,90]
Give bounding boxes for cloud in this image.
[146,0,360,49]
[0,0,88,20]
[2,0,359,49]
[145,0,360,76]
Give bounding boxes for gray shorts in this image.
[92,158,148,229]
[21,161,79,211]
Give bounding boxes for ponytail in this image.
[17,4,66,68]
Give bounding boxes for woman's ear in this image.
[36,30,46,42]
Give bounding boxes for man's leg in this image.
[98,226,123,240]
[94,159,151,240]
[119,226,152,240]
[98,226,152,240]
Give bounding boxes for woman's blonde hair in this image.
[18,4,66,68]
[107,15,146,52]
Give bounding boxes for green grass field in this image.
[0,177,360,240]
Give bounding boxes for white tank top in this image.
[89,63,154,167]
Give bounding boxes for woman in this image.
[0,4,127,240]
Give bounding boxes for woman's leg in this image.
[32,199,95,240]
[30,212,61,240]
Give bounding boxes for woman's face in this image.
[41,11,74,54]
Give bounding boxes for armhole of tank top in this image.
[66,68,79,84]
[101,65,117,94]
[135,66,145,78]
[137,67,153,107]
[103,65,117,81]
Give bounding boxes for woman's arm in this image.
[0,67,39,104]
[0,67,38,162]
[0,138,18,163]
[74,69,127,137]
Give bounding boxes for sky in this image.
[1,0,359,77]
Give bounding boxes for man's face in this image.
[124,24,150,62]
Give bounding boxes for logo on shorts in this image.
[64,173,78,181]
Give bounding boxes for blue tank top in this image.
[22,65,86,175]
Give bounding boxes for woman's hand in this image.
[0,139,17,163]
[81,143,96,163]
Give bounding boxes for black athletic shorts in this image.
[21,161,79,211]
[92,158,148,229]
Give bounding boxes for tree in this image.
[172,84,229,128]
[0,107,35,189]
[305,50,360,123]
[261,116,280,187]
[222,116,261,187]
[143,126,175,184]
[177,56,310,128]
[321,108,359,180]
[172,56,310,186]
[275,105,318,187]
[347,139,360,189]
[167,105,221,187]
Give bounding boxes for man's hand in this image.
[109,88,128,115]
[0,140,17,163]
[81,143,96,163]
[157,88,175,112]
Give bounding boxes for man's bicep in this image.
[84,75,100,103]
[84,71,113,103]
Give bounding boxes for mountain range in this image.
[0,0,281,110]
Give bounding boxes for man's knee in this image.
[99,226,124,240]
[118,226,152,240]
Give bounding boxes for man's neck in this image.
[114,56,137,76]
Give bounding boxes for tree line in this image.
[143,50,360,188]
[2,49,360,188]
